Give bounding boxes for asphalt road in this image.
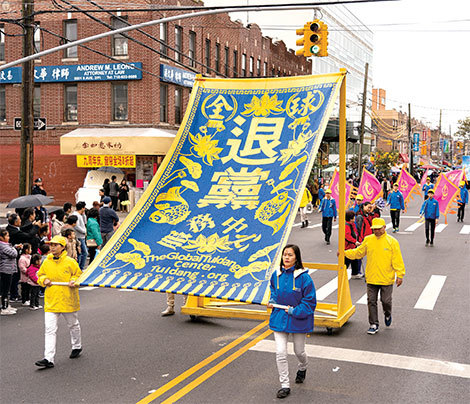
[1,197,469,404]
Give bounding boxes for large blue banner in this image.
[78,73,344,304]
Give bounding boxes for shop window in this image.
[0,25,4,61]
[205,39,211,74]
[175,25,182,62]
[257,59,260,76]
[33,86,41,118]
[160,22,168,57]
[233,50,238,77]
[242,53,246,77]
[160,84,168,123]
[112,83,128,121]
[112,17,128,57]
[0,86,5,121]
[64,20,77,58]
[224,46,229,76]
[215,43,220,74]
[175,87,182,125]
[34,23,41,53]
[188,31,196,67]
[249,56,254,77]
[64,84,77,121]
[263,61,267,76]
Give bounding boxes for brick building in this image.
[0,0,311,204]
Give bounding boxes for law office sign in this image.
[77,155,136,168]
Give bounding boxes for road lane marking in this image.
[383,215,421,219]
[386,222,393,230]
[356,293,367,305]
[137,321,269,404]
[316,269,351,301]
[250,340,470,379]
[405,221,424,232]
[414,275,447,310]
[161,329,272,404]
[79,286,99,291]
[435,224,447,233]
[307,223,322,229]
[460,225,470,234]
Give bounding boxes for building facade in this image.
[0,0,311,203]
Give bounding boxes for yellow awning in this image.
[60,127,177,155]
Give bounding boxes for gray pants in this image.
[367,283,393,326]
[101,231,114,247]
[273,331,308,389]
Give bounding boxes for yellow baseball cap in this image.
[460,181,466,186]
[356,194,364,200]
[325,189,332,194]
[46,235,67,247]
[370,218,386,229]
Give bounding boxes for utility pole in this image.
[19,0,35,196]
[358,62,368,179]
[438,109,442,165]
[408,103,412,175]
[449,124,452,167]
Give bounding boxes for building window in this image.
[160,84,168,122]
[33,86,41,118]
[112,17,128,56]
[64,20,77,58]
[263,61,267,76]
[112,83,128,121]
[175,25,182,62]
[0,25,4,61]
[64,85,77,121]
[224,47,229,76]
[0,86,5,121]
[160,22,168,57]
[215,43,220,74]
[34,23,41,53]
[205,39,211,74]
[233,50,238,77]
[242,53,246,77]
[257,59,261,76]
[175,87,182,125]
[188,31,196,67]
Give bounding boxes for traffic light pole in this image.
[19,0,35,196]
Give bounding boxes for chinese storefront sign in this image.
[77,155,136,168]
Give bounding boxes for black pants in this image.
[88,246,98,263]
[110,195,118,210]
[30,285,40,307]
[457,203,466,221]
[390,210,401,230]
[322,217,333,242]
[0,273,13,309]
[9,269,20,299]
[345,258,360,275]
[425,218,436,242]
[21,282,31,303]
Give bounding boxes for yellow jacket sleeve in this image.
[391,239,406,278]
[344,240,367,260]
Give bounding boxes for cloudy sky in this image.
[204,0,470,135]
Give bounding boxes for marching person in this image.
[351,194,364,214]
[345,210,361,279]
[35,235,82,369]
[457,180,469,222]
[419,189,439,246]
[161,293,188,317]
[267,244,316,399]
[299,187,312,228]
[341,218,405,334]
[387,183,405,232]
[422,177,434,200]
[319,189,337,245]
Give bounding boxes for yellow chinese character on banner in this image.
[197,167,269,210]
[203,95,236,131]
[187,214,216,233]
[157,231,192,250]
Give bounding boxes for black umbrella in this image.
[6,194,54,209]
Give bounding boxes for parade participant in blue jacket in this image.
[267,244,316,399]
[419,189,439,246]
[422,177,434,200]
[351,194,364,214]
[457,180,469,222]
[318,185,326,204]
[387,183,405,232]
[318,189,337,245]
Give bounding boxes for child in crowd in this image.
[64,228,79,261]
[26,254,42,310]
[18,243,32,306]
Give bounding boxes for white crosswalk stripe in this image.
[435,223,447,233]
[356,293,367,305]
[80,286,99,291]
[315,269,351,301]
[460,225,470,234]
[414,275,447,310]
[405,221,424,232]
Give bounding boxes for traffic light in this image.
[295,20,329,57]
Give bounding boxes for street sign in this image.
[14,117,47,131]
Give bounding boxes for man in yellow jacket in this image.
[35,235,82,368]
[343,217,405,335]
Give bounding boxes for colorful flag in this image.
[357,168,382,202]
[396,168,417,204]
[444,169,463,187]
[433,174,459,216]
[462,156,470,181]
[330,168,352,209]
[420,169,429,188]
[77,73,344,305]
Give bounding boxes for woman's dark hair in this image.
[0,229,9,239]
[7,213,19,226]
[39,244,50,255]
[76,201,86,211]
[66,216,78,225]
[88,208,99,220]
[22,207,35,223]
[30,254,42,267]
[38,224,49,236]
[22,243,32,254]
[103,178,110,185]
[346,210,356,222]
[63,202,72,213]
[280,244,303,270]
[55,209,65,222]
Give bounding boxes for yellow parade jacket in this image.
[344,233,405,285]
[300,189,312,208]
[37,251,82,313]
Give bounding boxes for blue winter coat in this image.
[319,198,337,218]
[420,198,440,219]
[387,190,405,210]
[318,188,325,201]
[422,183,434,195]
[269,266,316,334]
[458,186,469,204]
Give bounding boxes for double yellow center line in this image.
[137,321,272,404]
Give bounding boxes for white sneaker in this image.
[7,306,17,312]
[1,308,17,315]
[30,306,39,311]
[37,305,43,309]
[22,301,30,306]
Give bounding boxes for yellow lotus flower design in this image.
[233,261,270,279]
[181,180,199,192]
[115,252,146,269]
[189,132,223,166]
[128,239,151,256]
[242,93,284,117]
[279,156,307,179]
[183,233,232,254]
[279,137,307,165]
[179,156,202,179]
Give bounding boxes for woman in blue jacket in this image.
[267,244,316,399]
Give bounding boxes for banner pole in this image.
[338,69,347,267]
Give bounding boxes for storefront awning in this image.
[60,127,177,155]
